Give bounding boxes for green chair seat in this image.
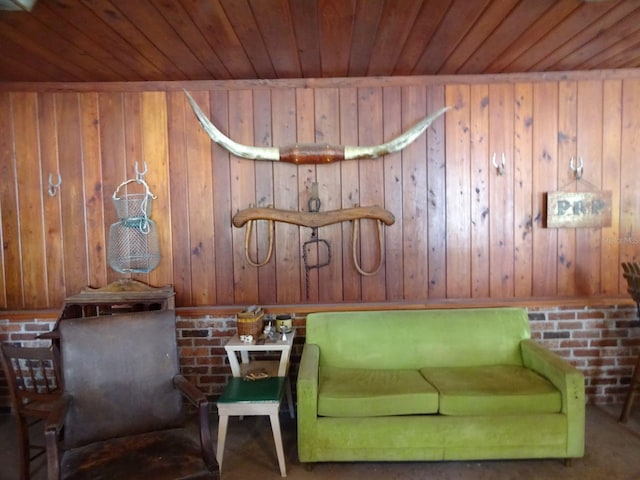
[218,376,286,404]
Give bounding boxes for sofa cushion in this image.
[420,365,562,416]
[318,366,439,417]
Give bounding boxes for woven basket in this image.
[237,309,264,337]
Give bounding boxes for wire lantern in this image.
[107,178,161,274]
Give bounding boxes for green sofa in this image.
[297,308,585,465]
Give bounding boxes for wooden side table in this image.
[223,330,296,417]
[218,331,296,477]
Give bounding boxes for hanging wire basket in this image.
[107,178,161,274]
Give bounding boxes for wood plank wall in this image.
[0,72,639,310]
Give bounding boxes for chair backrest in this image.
[0,343,61,414]
[306,308,530,369]
[59,310,184,449]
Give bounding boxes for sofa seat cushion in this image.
[420,365,562,416]
[318,366,439,417]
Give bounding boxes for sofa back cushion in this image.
[305,308,530,369]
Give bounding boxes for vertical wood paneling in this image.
[315,88,343,302]
[601,80,622,294]
[167,91,193,305]
[513,83,533,297]
[80,93,108,289]
[426,84,447,298]
[382,86,403,301]
[532,82,558,296]
[122,92,146,285]
[619,79,640,267]
[142,92,173,287]
[229,90,258,305]
[272,88,300,303]
[0,93,20,308]
[576,81,603,295]
[13,93,47,308]
[445,85,472,298]
[488,84,514,297]
[0,93,8,307]
[401,85,429,299]
[296,88,317,302]
[556,81,577,295]
[38,94,64,304]
[357,87,386,301]
[469,84,489,298]
[0,77,637,310]
[57,93,90,297]
[253,89,277,304]
[339,87,362,301]
[186,91,215,305]
[210,90,235,304]
[98,92,128,285]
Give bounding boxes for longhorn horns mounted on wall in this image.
[184,90,450,164]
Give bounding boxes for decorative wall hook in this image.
[47,172,62,197]
[570,156,584,180]
[135,161,147,182]
[492,152,506,176]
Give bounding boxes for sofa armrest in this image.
[297,343,320,462]
[520,339,585,457]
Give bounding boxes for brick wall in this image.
[2,304,639,411]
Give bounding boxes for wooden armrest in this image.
[45,395,71,480]
[173,375,218,473]
[173,374,207,406]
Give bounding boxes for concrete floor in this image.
[1,404,639,480]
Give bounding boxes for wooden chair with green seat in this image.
[217,375,288,477]
[0,343,62,480]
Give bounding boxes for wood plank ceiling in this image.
[0,0,639,83]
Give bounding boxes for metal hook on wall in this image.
[491,152,506,176]
[135,161,147,182]
[47,172,62,197]
[570,156,584,180]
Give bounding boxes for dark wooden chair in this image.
[44,310,219,480]
[0,343,62,480]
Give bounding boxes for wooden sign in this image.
[546,191,612,228]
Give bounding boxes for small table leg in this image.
[269,412,287,477]
[216,414,229,468]
[620,353,640,423]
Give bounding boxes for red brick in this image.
[558,321,585,330]
[577,311,605,319]
[196,357,224,366]
[181,366,210,375]
[590,377,617,386]
[8,333,39,341]
[585,358,616,367]
[24,323,51,332]
[180,347,211,357]
[602,329,629,338]
[589,339,618,348]
[548,312,577,320]
[559,340,588,348]
[572,329,601,339]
